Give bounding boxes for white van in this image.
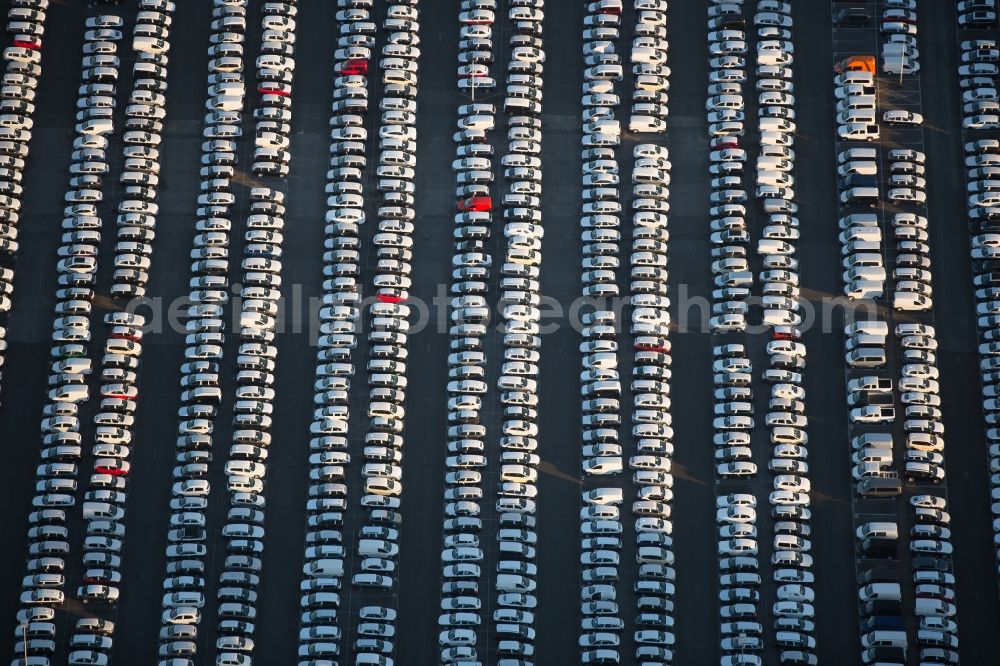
[757,170,792,186]
[859,583,902,602]
[78,119,113,135]
[583,457,623,475]
[839,213,879,229]
[846,348,886,368]
[840,187,880,207]
[847,332,887,350]
[758,49,792,65]
[304,559,344,578]
[583,487,624,505]
[835,70,875,86]
[504,97,540,115]
[845,266,887,281]
[631,47,666,64]
[846,320,889,336]
[839,147,877,163]
[133,36,169,54]
[846,280,883,300]
[861,630,907,648]
[635,74,669,91]
[460,114,495,131]
[854,448,894,465]
[48,385,89,403]
[843,239,881,255]
[227,476,263,493]
[838,160,878,177]
[840,227,881,243]
[837,94,877,111]
[82,502,124,520]
[508,247,540,265]
[209,95,243,111]
[106,339,141,356]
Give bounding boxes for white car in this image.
[838,122,879,141]
[883,109,923,125]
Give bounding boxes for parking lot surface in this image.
[1,1,999,665]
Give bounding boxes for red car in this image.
[772,325,801,341]
[14,39,40,50]
[102,386,137,401]
[258,85,291,97]
[711,137,739,150]
[96,461,130,477]
[457,195,491,212]
[635,343,670,354]
[377,293,405,304]
[338,59,368,75]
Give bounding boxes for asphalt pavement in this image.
[0,1,998,665]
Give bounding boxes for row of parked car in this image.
[908,495,961,662]
[835,11,962,663]
[626,0,669,134]
[706,4,818,664]
[90,6,172,301]
[705,0,801,334]
[957,0,998,27]
[201,8,299,662]
[13,10,130,666]
[577,3,630,477]
[286,2,417,665]
[892,324,948,484]
[3,0,48,652]
[748,6,819,661]
[0,0,48,396]
[960,37,1000,130]
[71,8,177,666]
[332,1,420,663]
[576,1,675,663]
[474,2,545,664]
[710,344,765,665]
[848,322,958,663]
[877,1,920,76]
[248,0,297,177]
[956,11,1000,619]
[851,493,959,666]
[436,2,537,664]
[68,311,148,666]
[202,173,284,666]
[580,0,670,135]
[892,322,958,665]
[147,2,262,665]
[963,41,1000,155]
[435,3,496,663]
[830,15,911,664]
